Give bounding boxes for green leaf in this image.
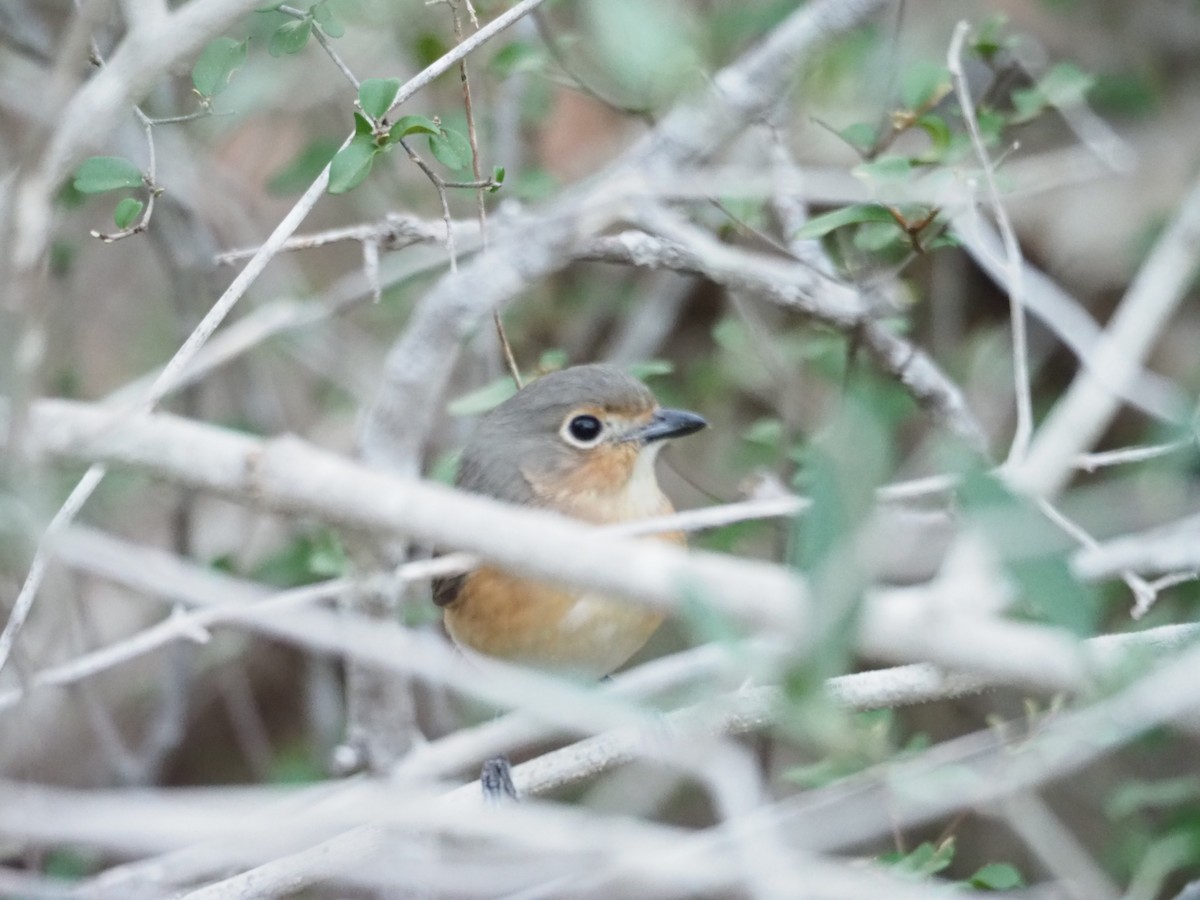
[387,114,440,142]
[1010,87,1047,124]
[359,77,401,121]
[311,2,344,38]
[252,532,344,588]
[428,127,473,171]
[926,232,961,250]
[1090,70,1159,118]
[838,121,877,154]
[915,113,951,157]
[268,17,312,57]
[1037,62,1095,107]
[490,40,545,78]
[448,377,519,416]
[968,862,1023,890]
[796,204,896,240]
[307,530,347,577]
[353,111,373,137]
[625,359,673,380]
[1107,776,1200,818]
[192,36,248,98]
[854,154,912,184]
[1011,63,1095,124]
[112,197,144,229]
[536,348,568,371]
[743,417,783,448]
[976,107,1007,145]
[489,164,506,192]
[970,15,1011,63]
[900,61,951,110]
[73,156,144,194]
[853,220,905,253]
[884,839,956,877]
[327,137,379,194]
[958,471,1100,635]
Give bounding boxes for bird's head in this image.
[457,364,707,518]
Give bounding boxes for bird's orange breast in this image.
[444,442,681,677]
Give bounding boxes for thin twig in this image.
[90,110,159,242]
[948,20,1032,467]
[277,5,360,90]
[1074,439,1191,473]
[1014,168,1200,496]
[1034,496,1158,617]
[447,0,522,389]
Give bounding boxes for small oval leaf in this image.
[1037,62,1094,108]
[796,204,896,240]
[388,114,440,142]
[838,122,877,154]
[328,137,379,194]
[488,164,505,192]
[113,197,144,229]
[192,36,248,98]
[854,155,912,183]
[311,2,344,38]
[427,127,473,171]
[968,862,1023,890]
[359,77,401,121]
[73,156,144,194]
[268,17,312,57]
[900,61,951,111]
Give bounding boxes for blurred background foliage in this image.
[3,0,1200,894]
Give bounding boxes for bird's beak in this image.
[629,408,708,444]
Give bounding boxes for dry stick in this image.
[1075,439,1191,472]
[212,208,986,450]
[733,622,1200,861]
[948,20,1032,466]
[448,0,522,388]
[86,622,1200,900]
[16,397,1195,708]
[14,485,954,725]
[0,0,553,675]
[955,213,1187,426]
[17,397,805,637]
[1072,516,1200,583]
[396,138,460,272]
[1035,496,1158,618]
[25,617,1200,900]
[1013,168,1200,497]
[592,213,989,453]
[14,487,965,719]
[1000,792,1122,900]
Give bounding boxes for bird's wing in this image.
[432,571,465,608]
[432,435,540,608]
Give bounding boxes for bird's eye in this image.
[563,414,604,447]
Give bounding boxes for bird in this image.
[434,364,707,679]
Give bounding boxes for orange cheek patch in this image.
[526,443,641,517]
[559,443,640,495]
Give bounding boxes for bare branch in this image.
[1012,169,1200,496]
